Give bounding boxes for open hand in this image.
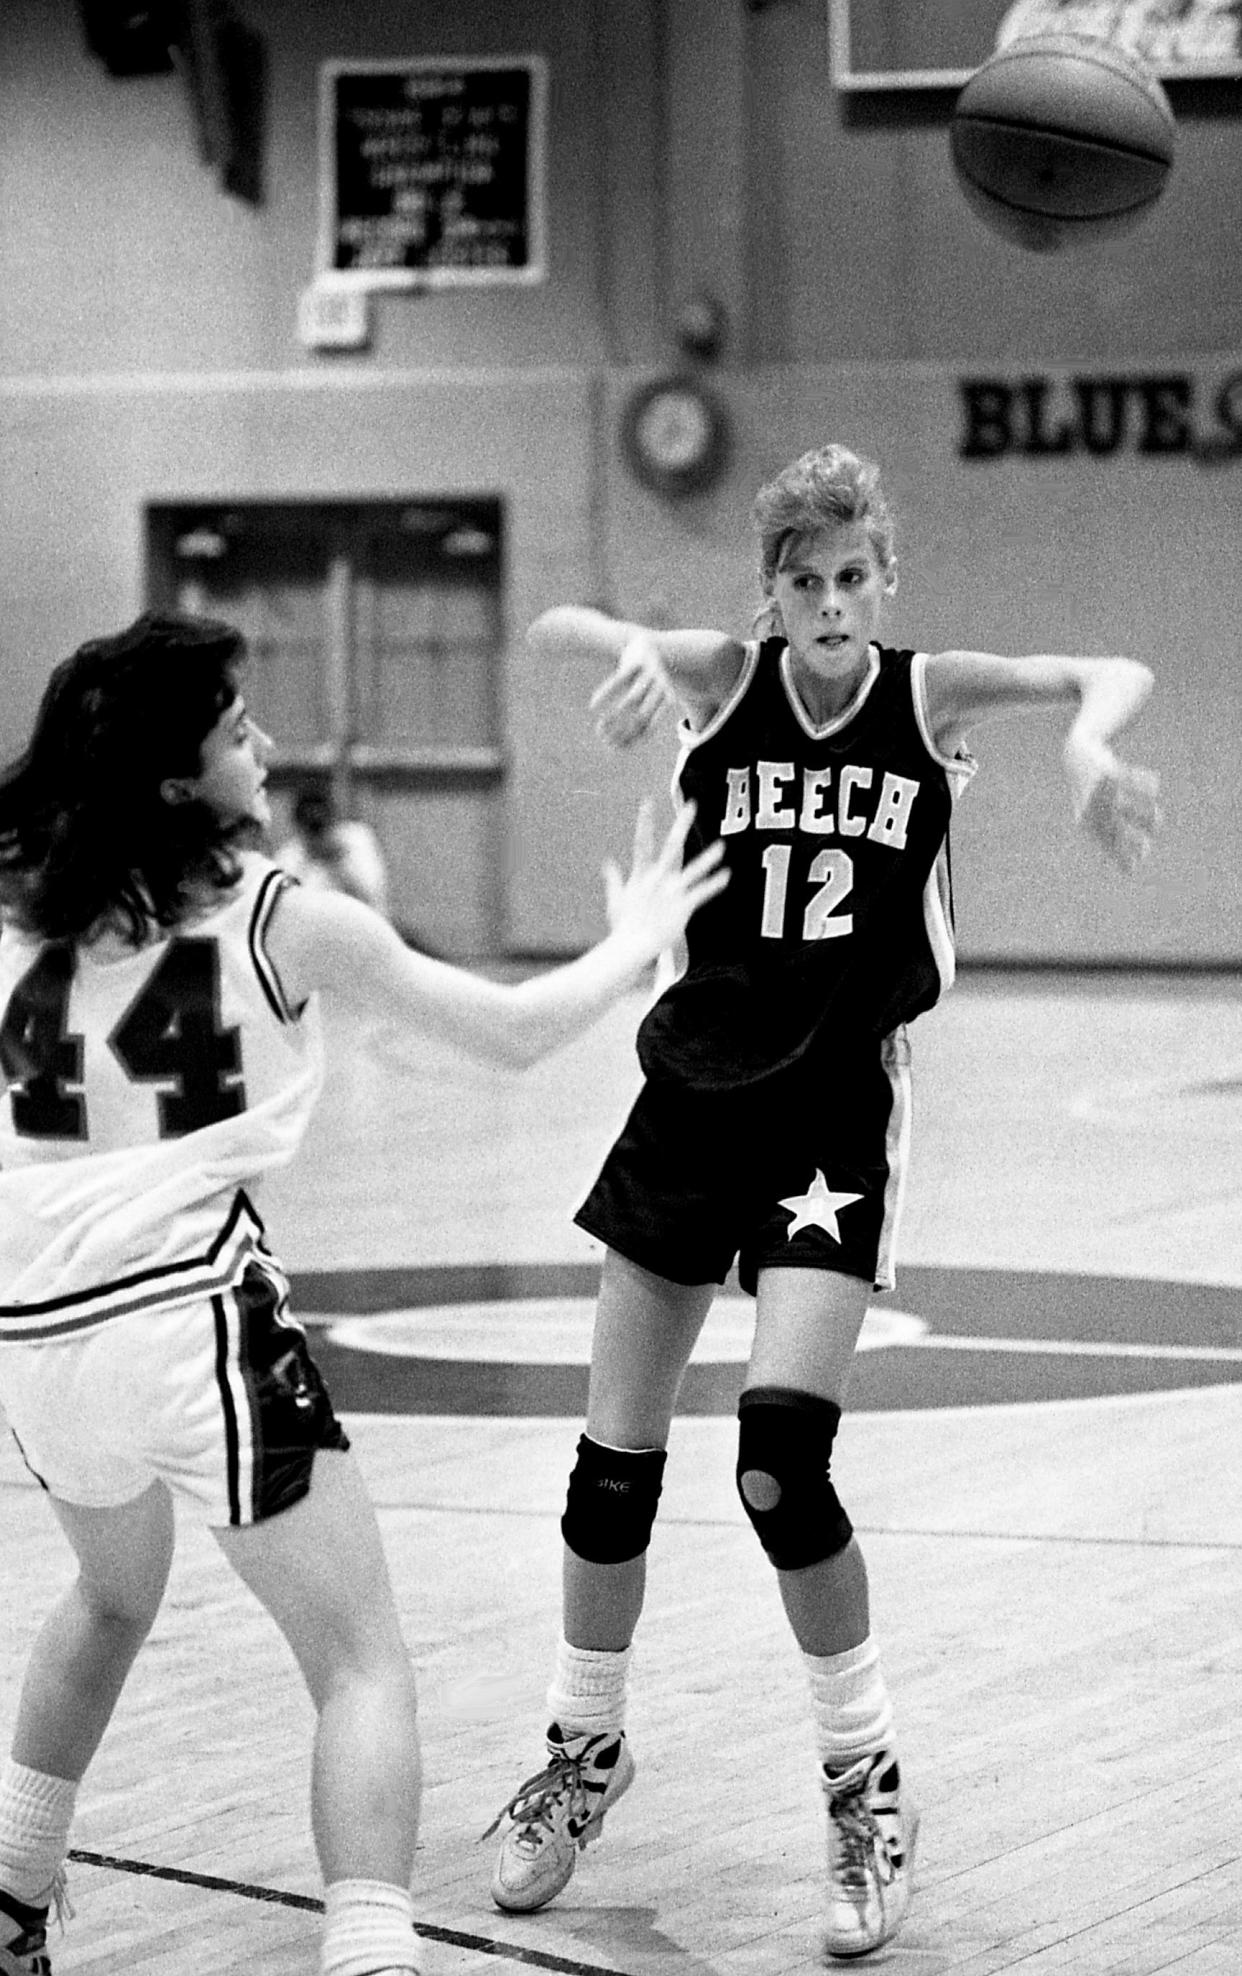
[602,800,728,955]
[588,633,677,749]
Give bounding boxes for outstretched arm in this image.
[924,649,1159,871]
[264,803,728,1068]
[527,606,745,743]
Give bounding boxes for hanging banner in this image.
[830,0,1242,90]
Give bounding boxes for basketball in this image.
[950,34,1176,253]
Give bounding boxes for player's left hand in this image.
[1066,737,1161,872]
[603,797,657,931]
[602,798,727,951]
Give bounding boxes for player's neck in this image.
[786,645,874,725]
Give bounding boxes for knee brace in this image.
[735,1386,853,1570]
[561,1434,667,1564]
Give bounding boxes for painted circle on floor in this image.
[290,1262,1242,1415]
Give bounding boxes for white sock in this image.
[803,1638,895,1771]
[0,1761,76,1912]
[321,1879,419,1976]
[546,1640,632,1740]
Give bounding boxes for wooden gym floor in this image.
[1,970,1240,1974]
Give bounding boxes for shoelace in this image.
[481,1752,591,1843]
[826,1781,896,1891]
[46,1873,74,1935]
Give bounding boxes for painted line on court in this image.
[67,1849,621,1976]
[848,1523,1242,1553]
[67,1850,323,1913]
[311,1312,1242,1366]
[354,1495,1242,1554]
[290,1264,1242,1412]
[904,1335,1242,1362]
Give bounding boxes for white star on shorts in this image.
[778,1170,864,1244]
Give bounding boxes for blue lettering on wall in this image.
[958,372,1242,464]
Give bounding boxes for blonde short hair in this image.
[751,445,896,634]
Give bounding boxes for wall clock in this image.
[620,375,730,497]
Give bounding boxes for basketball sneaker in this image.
[0,1873,67,1976]
[485,1724,636,1913]
[821,1749,918,1960]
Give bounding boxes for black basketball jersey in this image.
[636,640,977,1089]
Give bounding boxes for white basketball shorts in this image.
[0,1264,349,1527]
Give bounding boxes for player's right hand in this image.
[589,633,678,748]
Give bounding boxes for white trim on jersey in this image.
[779,640,882,740]
[674,638,763,754]
[873,1029,913,1293]
[0,1189,275,1343]
[909,651,980,787]
[248,867,300,1024]
[922,846,959,997]
[661,653,770,1004]
[909,651,978,1003]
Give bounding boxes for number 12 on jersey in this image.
[759,845,854,940]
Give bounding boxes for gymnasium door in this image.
[146,499,506,956]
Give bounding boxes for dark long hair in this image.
[0,612,254,944]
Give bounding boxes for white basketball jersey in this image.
[0,855,324,1341]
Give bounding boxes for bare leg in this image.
[748,1272,914,1955]
[12,1482,175,1781]
[214,1448,421,1887]
[563,1250,714,1650]
[775,1541,872,1657]
[749,1268,872,1656]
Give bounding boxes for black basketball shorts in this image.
[575,1028,912,1295]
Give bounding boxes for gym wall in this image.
[0,0,1237,962]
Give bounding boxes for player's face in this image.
[183,695,274,826]
[771,522,891,701]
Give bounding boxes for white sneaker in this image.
[821,1749,918,1960]
[486,1725,636,1913]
